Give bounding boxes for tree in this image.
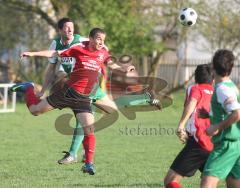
[0,0,59,83]
[0,0,165,81]
[196,0,240,57]
[3,0,240,91]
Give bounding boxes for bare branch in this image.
[1,0,57,31]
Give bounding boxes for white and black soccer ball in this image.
[179,8,198,26]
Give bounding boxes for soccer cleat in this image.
[57,151,78,165]
[81,163,95,175]
[146,91,162,110]
[10,82,34,92]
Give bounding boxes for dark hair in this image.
[89,28,106,38]
[57,17,73,29]
[212,49,234,76]
[195,64,213,84]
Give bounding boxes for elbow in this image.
[232,109,240,122]
[236,110,240,121]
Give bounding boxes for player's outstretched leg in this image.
[145,90,162,110]
[10,82,54,115]
[10,82,34,92]
[114,91,172,111]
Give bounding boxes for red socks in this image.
[25,87,40,108]
[166,182,181,188]
[83,134,96,164]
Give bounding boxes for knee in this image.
[165,181,181,188]
[108,102,118,112]
[107,106,118,114]
[100,104,118,114]
[112,104,118,111]
[29,109,42,116]
[164,170,181,187]
[200,176,214,188]
[83,125,95,135]
[164,175,170,186]
[30,111,39,116]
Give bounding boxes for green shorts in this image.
[203,139,240,180]
[89,87,107,101]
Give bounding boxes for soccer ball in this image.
[179,8,198,26]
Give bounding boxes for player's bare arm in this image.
[21,50,58,58]
[38,64,56,97]
[206,109,240,136]
[20,50,59,97]
[177,98,197,143]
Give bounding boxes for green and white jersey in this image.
[210,80,240,143]
[48,34,88,74]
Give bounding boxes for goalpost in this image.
[0,83,16,113]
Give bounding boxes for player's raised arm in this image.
[21,50,58,58]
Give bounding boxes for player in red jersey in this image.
[11,28,122,175]
[164,64,214,188]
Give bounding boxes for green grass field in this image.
[0,91,226,188]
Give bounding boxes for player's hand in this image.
[176,128,188,144]
[206,124,219,136]
[21,52,33,58]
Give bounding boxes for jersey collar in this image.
[60,35,74,46]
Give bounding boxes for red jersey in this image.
[185,84,214,152]
[59,41,109,95]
